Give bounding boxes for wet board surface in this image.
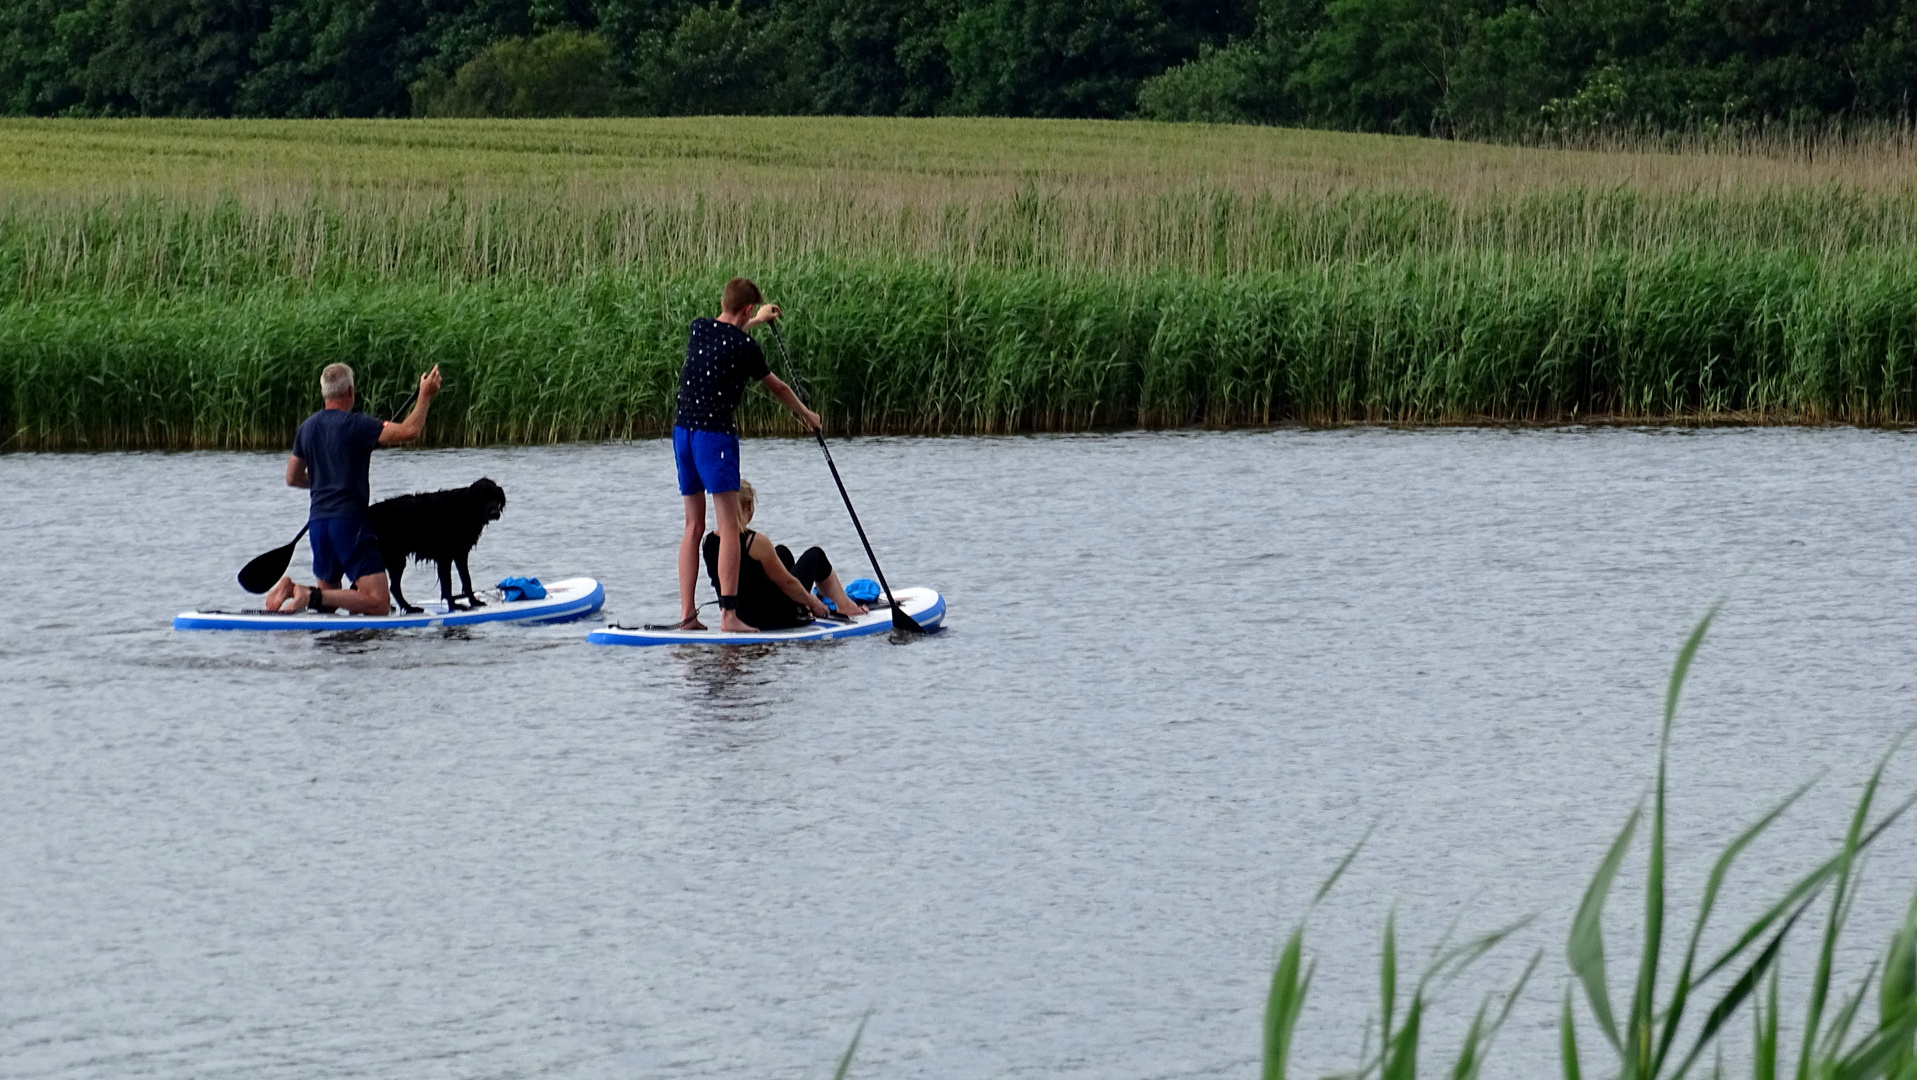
[586,586,945,647]
[173,577,604,631]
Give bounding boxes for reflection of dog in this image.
[368,478,507,613]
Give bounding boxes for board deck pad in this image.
[587,586,945,647]
[173,577,605,631]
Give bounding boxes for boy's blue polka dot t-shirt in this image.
[674,318,770,435]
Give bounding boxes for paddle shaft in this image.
[808,426,904,611]
[768,323,922,632]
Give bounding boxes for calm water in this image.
[5,428,1917,1080]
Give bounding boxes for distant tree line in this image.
[0,0,1912,133]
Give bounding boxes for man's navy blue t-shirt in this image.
[291,408,386,520]
[675,318,770,435]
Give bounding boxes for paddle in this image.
[768,321,927,635]
[235,383,425,594]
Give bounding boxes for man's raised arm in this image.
[379,365,443,445]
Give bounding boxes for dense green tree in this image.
[946,0,1249,118]
[0,0,87,113]
[0,0,1910,131]
[62,0,271,115]
[412,27,612,115]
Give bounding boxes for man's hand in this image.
[799,405,822,432]
[807,594,832,619]
[746,303,781,329]
[381,365,441,445]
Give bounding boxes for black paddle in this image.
[235,383,426,594]
[768,321,927,635]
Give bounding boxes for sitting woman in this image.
[701,479,870,632]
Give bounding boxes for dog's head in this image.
[470,478,507,522]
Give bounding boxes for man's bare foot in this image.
[720,612,758,633]
[270,584,310,613]
[677,614,706,631]
[264,576,295,612]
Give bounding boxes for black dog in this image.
[367,478,507,613]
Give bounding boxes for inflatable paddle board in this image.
[173,577,605,631]
[587,586,944,647]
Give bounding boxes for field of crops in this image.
[4,117,1916,448]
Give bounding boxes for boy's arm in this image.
[760,373,821,432]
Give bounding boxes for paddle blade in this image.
[891,605,927,634]
[237,526,307,593]
[237,542,296,593]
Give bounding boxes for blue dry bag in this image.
[845,578,882,603]
[497,576,547,602]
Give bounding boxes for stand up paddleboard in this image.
[173,577,605,631]
[587,586,944,647]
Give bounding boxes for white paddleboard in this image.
[587,586,945,647]
[173,577,605,631]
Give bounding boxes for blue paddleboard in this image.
[586,586,944,647]
[174,577,605,631]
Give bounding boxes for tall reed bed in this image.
[1255,610,1917,1080]
[6,250,1917,448]
[4,118,1917,448]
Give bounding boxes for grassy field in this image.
[3,117,1916,448]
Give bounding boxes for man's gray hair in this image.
[319,363,354,400]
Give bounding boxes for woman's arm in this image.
[749,534,831,617]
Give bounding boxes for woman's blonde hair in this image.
[736,479,756,523]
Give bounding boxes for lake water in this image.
[5,428,1917,1080]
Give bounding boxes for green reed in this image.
[7,248,1917,449]
[1259,609,1917,1080]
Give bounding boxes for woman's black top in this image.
[702,530,831,630]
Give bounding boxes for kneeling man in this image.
[264,362,441,615]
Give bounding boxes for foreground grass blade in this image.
[1801,734,1908,1080]
[1652,777,1819,1074]
[1569,803,1639,1052]
[1625,606,1717,1076]
[1382,909,1398,1068]
[1563,987,1584,1080]
[831,1012,869,1080]
[1881,890,1917,1080]
[1265,926,1311,1080]
[1755,964,1780,1080]
[1450,951,1540,1080]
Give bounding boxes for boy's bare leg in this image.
[712,491,757,633]
[816,571,867,618]
[677,494,707,629]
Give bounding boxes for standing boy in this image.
[674,278,820,631]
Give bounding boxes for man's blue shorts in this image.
[673,425,741,496]
[309,516,385,585]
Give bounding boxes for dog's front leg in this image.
[437,559,460,609]
[456,554,484,606]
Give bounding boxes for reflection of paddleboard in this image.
[587,586,945,647]
[173,577,605,631]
